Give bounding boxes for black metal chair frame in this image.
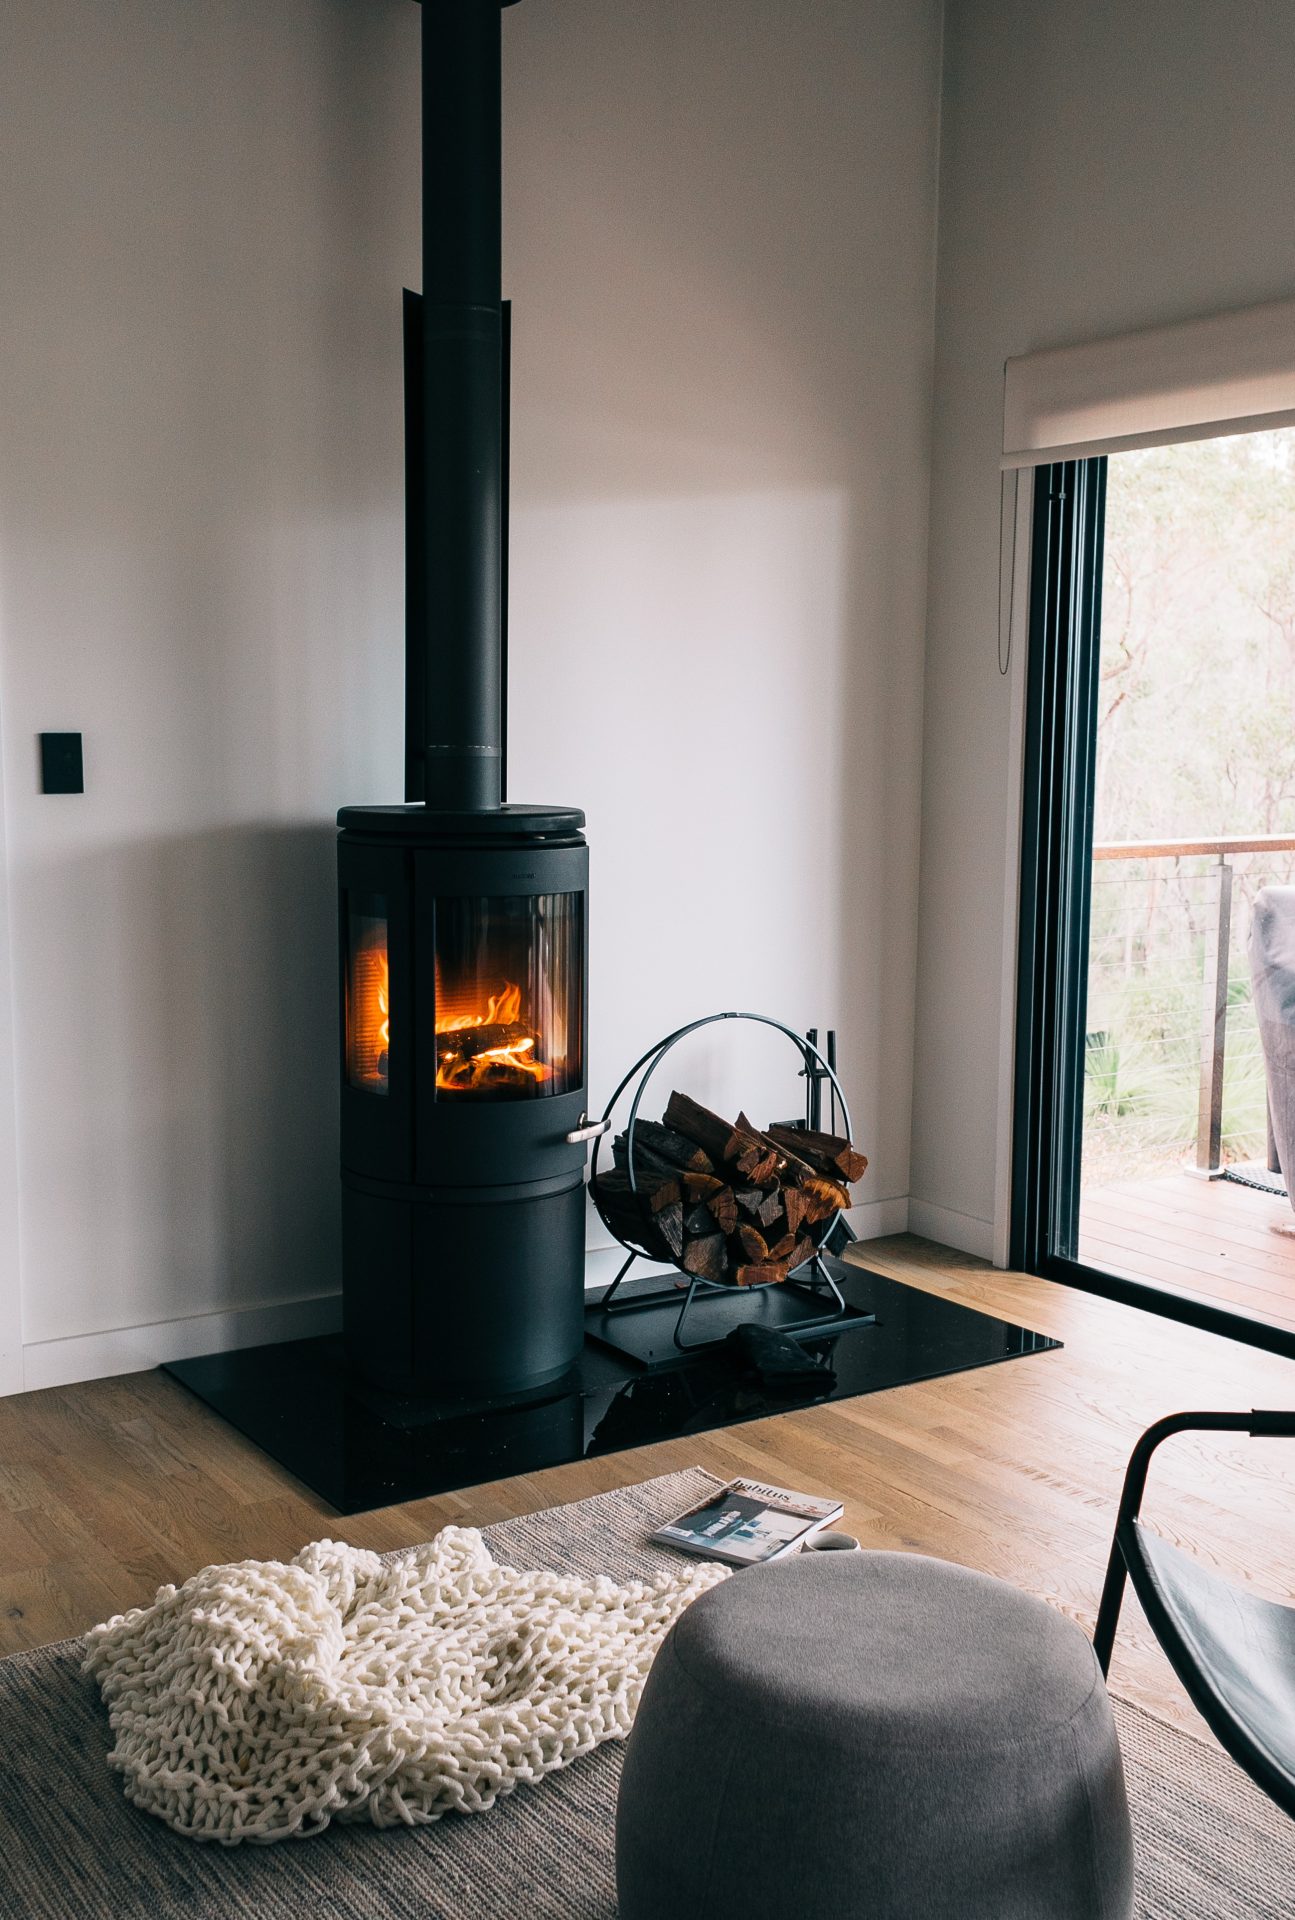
[1094,1407,1295,1818]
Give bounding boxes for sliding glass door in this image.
[1013,436,1295,1361]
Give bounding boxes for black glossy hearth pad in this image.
[165,1259,1059,1514]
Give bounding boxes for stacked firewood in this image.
[592,1090,867,1287]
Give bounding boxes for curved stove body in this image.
[338,803,589,1399]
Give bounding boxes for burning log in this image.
[593,1090,866,1288]
[435,1009,551,1093]
[437,1018,534,1061]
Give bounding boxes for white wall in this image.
[910,0,1295,1257]
[0,0,940,1388]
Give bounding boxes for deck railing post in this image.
[1194,854,1232,1176]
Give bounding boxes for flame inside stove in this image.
[349,926,390,1092]
[435,979,552,1093]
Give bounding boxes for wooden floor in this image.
[1080,1168,1295,1336]
[2,1233,1294,1743]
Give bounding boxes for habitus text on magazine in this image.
[652,1478,844,1566]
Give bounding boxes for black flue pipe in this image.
[416,0,512,811]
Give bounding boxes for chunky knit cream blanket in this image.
[84,1527,726,1845]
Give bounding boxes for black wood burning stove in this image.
[339,0,597,1400]
[162,0,1057,1519]
[338,807,590,1397]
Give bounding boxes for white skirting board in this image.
[906,1198,995,1262]
[20,1293,344,1395]
[12,1194,918,1396]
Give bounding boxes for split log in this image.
[592,1174,674,1259]
[735,1143,782,1188]
[735,1223,770,1265]
[602,1090,865,1288]
[681,1233,728,1283]
[590,1171,636,1213]
[667,1092,779,1182]
[739,1113,819,1188]
[654,1201,685,1260]
[613,1137,689,1191]
[681,1171,725,1203]
[594,1167,679,1213]
[624,1119,715,1174]
[663,1091,743,1164]
[706,1186,739,1235]
[784,1186,811,1237]
[736,1263,789,1288]
[765,1124,868,1184]
[646,1177,682,1216]
[801,1173,851,1221]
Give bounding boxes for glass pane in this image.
[434,892,582,1100]
[1077,428,1295,1329]
[346,896,390,1095]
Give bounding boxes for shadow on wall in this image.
[16,822,339,1345]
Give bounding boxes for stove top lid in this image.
[337,803,586,841]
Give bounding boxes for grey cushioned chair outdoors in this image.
[1093,1407,1295,1820]
[1250,886,1295,1209]
[617,1550,1133,1919]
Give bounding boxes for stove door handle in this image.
[565,1114,611,1145]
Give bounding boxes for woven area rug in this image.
[1,1467,1291,1919]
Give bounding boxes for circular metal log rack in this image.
[588,1011,857,1351]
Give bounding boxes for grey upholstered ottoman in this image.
[616,1551,1133,1919]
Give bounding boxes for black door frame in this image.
[1010,459,1295,1364]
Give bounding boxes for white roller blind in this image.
[1002,294,1295,468]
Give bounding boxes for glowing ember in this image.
[435,979,552,1093]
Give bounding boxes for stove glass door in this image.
[433,892,582,1100]
[345,897,390,1095]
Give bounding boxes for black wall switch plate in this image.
[40,733,84,794]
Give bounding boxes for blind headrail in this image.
[1092,834,1295,862]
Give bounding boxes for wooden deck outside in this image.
[1079,1168,1295,1336]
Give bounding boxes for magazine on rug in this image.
[652,1479,845,1566]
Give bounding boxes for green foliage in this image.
[1082,430,1295,1187]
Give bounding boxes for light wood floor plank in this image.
[2,1234,1293,1745]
